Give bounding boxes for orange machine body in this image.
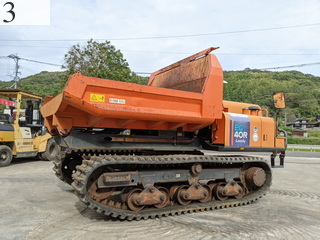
[210,101,286,151]
[41,48,224,135]
[41,48,285,153]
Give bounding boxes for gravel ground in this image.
[0,154,319,240]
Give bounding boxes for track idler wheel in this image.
[86,167,115,202]
[245,167,266,187]
[62,154,84,184]
[87,180,115,202]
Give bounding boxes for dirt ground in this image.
[0,154,319,240]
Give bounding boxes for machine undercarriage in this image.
[53,127,272,220]
[73,154,271,220]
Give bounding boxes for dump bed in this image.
[41,48,224,135]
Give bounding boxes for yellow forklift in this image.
[0,89,59,167]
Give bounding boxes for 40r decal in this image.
[228,113,250,147]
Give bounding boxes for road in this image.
[0,152,319,240]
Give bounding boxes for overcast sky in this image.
[0,0,320,83]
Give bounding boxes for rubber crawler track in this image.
[53,150,68,183]
[53,149,142,185]
[71,155,272,220]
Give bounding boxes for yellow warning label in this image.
[90,94,105,102]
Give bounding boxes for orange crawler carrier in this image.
[41,48,286,220]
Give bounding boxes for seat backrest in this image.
[0,113,13,124]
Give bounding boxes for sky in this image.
[0,0,320,83]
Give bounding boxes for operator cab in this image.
[0,113,14,124]
[0,89,44,135]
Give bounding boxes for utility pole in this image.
[7,54,20,89]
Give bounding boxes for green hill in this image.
[223,69,320,118]
[0,71,67,97]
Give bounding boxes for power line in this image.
[19,57,61,67]
[217,53,320,56]
[136,61,320,75]
[2,42,320,58]
[110,22,320,40]
[0,22,319,42]
[0,55,61,67]
[0,44,68,49]
[2,46,320,56]
[134,72,151,75]
[258,62,320,70]
[123,50,320,56]
[136,60,320,75]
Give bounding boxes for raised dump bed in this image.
[41,48,224,135]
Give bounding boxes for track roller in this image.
[212,180,245,200]
[171,183,211,205]
[124,185,170,211]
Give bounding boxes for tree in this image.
[63,39,133,82]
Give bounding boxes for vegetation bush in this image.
[224,69,320,118]
[288,137,320,145]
